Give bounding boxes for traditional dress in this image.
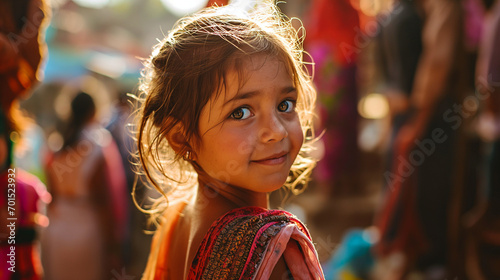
[143,203,325,280]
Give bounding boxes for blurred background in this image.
[1,0,499,279]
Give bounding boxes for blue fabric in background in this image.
[322,229,375,280]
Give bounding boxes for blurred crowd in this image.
[0,0,499,279]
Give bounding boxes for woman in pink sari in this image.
[134,2,324,279]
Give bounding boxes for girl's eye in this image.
[278,100,295,113]
[230,107,252,120]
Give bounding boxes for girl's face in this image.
[193,54,303,193]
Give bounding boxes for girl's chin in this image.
[260,183,287,193]
[236,180,288,194]
[201,174,288,195]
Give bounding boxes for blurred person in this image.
[0,0,51,279]
[305,0,360,197]
[41,92,127,280]
[0,111,51,280]
[466,0,500,278]
[106,91,152,276]
[372,5,424,278]
[373,0,466,278]
[0,0,49,104]
[107,92,135,195]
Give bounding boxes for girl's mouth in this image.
[252,152,288,165]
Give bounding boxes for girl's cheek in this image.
[290,119,304,141]
[238,139,254,155]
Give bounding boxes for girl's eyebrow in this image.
[223,90,260,108]
[222,86,296,108]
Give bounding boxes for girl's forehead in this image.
[217,54,292,101]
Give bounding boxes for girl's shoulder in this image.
[142,201,188,280]
[188,206,324,280]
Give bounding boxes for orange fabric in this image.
[142,202,187,280]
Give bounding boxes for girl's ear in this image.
[166,121,188,156]
[166,120,197,161]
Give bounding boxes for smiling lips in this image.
[252,152,288,165]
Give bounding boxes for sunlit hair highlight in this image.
[132,1,317,221]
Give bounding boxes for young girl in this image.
[135,2,325,279]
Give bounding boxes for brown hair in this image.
[133,2,317,217]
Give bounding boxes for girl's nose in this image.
[258,113,288,143]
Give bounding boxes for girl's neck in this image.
[196,175,269,209]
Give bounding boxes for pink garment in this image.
[255,223,325,279]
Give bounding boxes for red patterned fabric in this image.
[188,207,310,279]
